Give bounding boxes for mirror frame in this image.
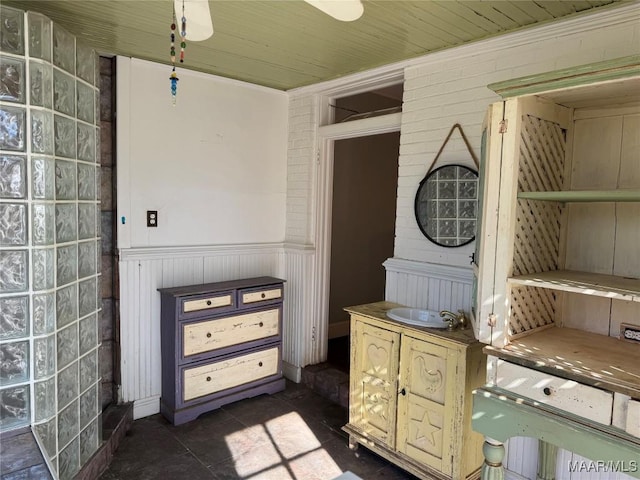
[414,164,479,248]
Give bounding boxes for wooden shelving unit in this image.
[518,190,640,202]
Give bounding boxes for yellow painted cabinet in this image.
[344,303,486,480]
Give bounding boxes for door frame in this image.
[311,108,402,362]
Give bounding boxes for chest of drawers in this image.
[158,276,286,425]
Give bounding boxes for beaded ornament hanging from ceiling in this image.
[169,0,187,105]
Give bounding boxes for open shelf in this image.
[517,190,640,202]
[485,327,640,398]
[508,269,640,302]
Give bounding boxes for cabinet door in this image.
[396,335,457,475]
[350,319,400,447]
[475,96,571,346]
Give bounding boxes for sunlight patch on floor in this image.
[226,411,342,480]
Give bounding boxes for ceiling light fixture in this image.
[303,0,364,21]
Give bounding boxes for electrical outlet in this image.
[147,210,158,227]
[620,323,640,343]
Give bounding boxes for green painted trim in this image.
[518,190,640,202]
[488,55,640,98]
[537,441,558,480]
[472,386,640,479]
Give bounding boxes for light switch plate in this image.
[620,323,640,343]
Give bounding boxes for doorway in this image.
[326,132,400,371]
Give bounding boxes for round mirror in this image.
[414,164,478,247]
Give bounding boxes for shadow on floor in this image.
[99,381,418,480]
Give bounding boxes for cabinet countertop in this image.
[344,301,480,346]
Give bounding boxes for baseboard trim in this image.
[133,395,160,420]
[328,320,350,339]
[283,361,301,383]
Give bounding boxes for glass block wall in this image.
[0,6,101,479]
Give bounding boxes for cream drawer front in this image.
[496,361,613,424]
[241,287,282,304]
[183,308,279,357]
[627,400,640,437]
[183,347,279,401]
[182,293,233,313]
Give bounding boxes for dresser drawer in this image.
[179,290,235,319]
[238,285,283,307]
[496,361,613,424]
[183,307,280,357]
[183,346,279,402]
[627,400,640,437]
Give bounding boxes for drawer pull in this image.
[206,332,212,338]
[259,362,263,367]
[259,322,264,327]
[543,387,552,396]
[206,300,212,306]
[206,376,211,382]
[261,293,266,298]
[400,388,406,396]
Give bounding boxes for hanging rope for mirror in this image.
[169,1,187,105]
[425,123,480,176]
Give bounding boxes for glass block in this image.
[78,203,95,240]
[80,418,98,464]
[56,244,77,287]
[458,180,477,199]
[53,69,75,116]
[0,341,29,386]
[59,436,79,480]
[76,81,94,124]
[28,12,52,61]
[94,90,100,127]
[459,200,477,219]
[96,167,102,200]
[55,159,76,200]
[56,284,77,328]
[79,384,97,429]
[32,203,55,246]
[32,156,55,199]
[77,163,95,200]
[0,385,29,430]
[34,334,55,379]
[55,203,77,243]
[79,350,97,392]
[78,241,96,279]
[79,313,97,356]
[32,248,54,291]
[33,292,55,334]
[0,105,25,151]
[0,6,24,55]
[78,278,97,318]
[34,377,56,422]
[96,240,102,274]
[31,109,54,155]
[57,322,78,369]
[96,204,102,239]
[438,167,456,180]
[459,219,476,239]
[0,250,28,293]
[0,155,26,198]
[438,200,456,218]
[459,166,476,179]
[0,56,25,103]
[0,296,28,340]
[77,123,95,162]
[54,114,76,159]
[34,417,57,458]
[0,204,26,246]
[76,43,95,85]
[53,24,75,74]
[439,219,457,237]
[57,362,78,410]
[438,181,456,199]
[30,61,53,108]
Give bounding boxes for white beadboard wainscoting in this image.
[119,243,286,419]
[383,257,474,313]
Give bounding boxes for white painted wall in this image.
[117,58,288,248]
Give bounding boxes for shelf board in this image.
[517,190,640,202]
[485,327,640,398]
[508,270,640,302]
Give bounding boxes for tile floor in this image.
[99,381,418,480]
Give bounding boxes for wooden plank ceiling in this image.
[3,0,625,90]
